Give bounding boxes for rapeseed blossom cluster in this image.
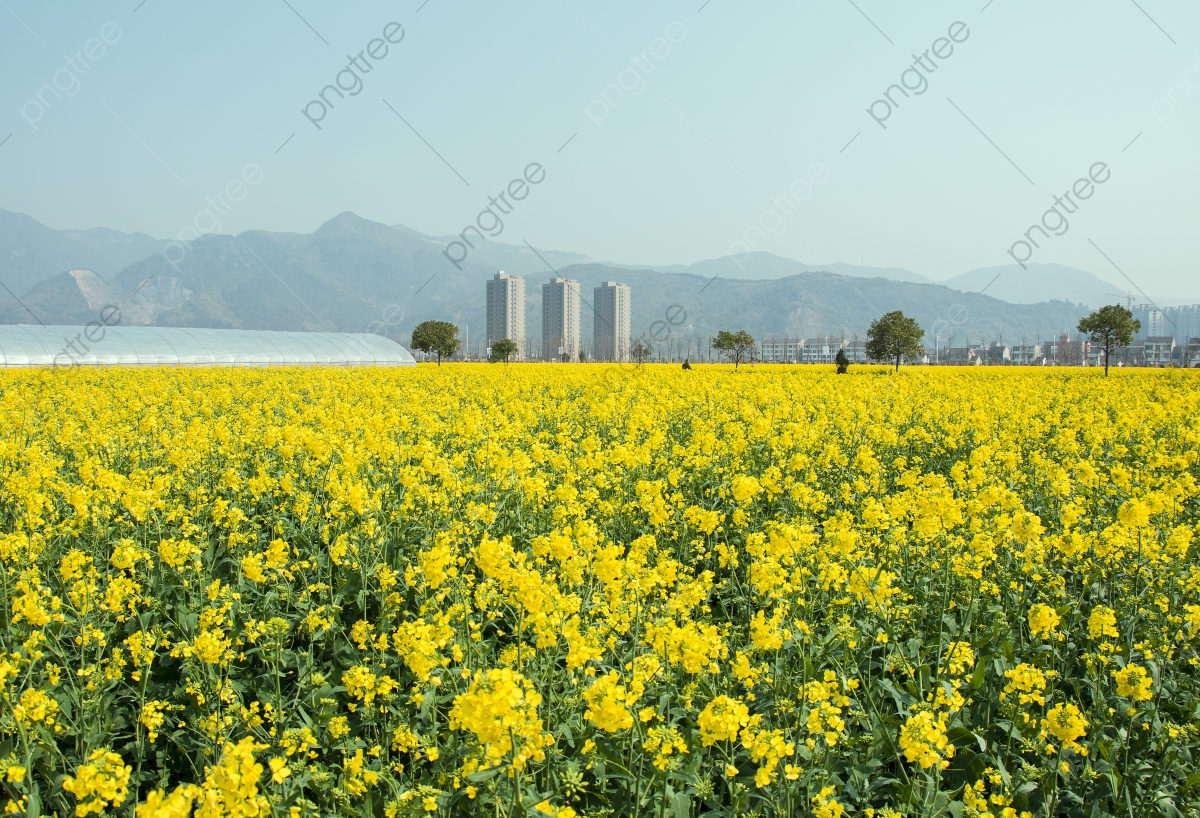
[447,669,550,771]
[1113,664,1154,701]
[582,671,637,733]
[899,711,954,770]
[61,750,131,816]
[0,364,1198,816]
[698,695,751,746]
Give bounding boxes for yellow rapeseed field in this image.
[1,364,1198,818]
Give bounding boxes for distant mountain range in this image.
[0,208,1172,347]
[0,209,170,297]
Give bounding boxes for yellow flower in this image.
[448,669,550,770]
[812,786,845,818]
[1002,664,1048,705]
[264,538,289,570]
[63,750,132,817]
[241,553,266,583]
[13,689,59,726]
[683,506,722,535]
[269,757,290,784]
[642,725,688,770]
[59,550,90,582]
[190,629,229,665]
[194,737,268,818]
[1041,703,1088,754]
[582,672,635,733]
[1117,499,1151,528]
[135,785,199,818]
[899,711,954,770]
[1088,606,1119,640]
[742,724,794,786]
[7,356,1200,816]
[1114,665,1154,701]
[644,620,727,674]
[328,717,350,739]
[343,665,398,708]
[698,696,749,746]
[730,475,763,503]
[1028,604,1060,640]
[281,727,318,757]
[749,608,786,652]
[140,700,176,742]
[943,641,975,676]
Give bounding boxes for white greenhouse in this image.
[0,325,416,368]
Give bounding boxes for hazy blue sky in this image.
[2,0,1198,295]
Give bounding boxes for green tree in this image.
[410,320,461,365]
[865,311,925,371]
[1078,304,1140,376]
[489,338,518,363]
[835,347,850,375]
[631,339,651,365]
[712,330,756,371]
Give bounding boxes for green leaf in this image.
[878,679,909,716]
[969,661,987,690]
[25,780,39,818]
[947,727,986,754]
[670,789,691,818]
[466,764,507,783]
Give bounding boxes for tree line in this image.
[407,305,1140,375]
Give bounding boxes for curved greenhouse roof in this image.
[0,325,416,367]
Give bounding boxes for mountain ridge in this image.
[0,210,1141,347]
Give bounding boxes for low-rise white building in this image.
[1144,336,1176,366]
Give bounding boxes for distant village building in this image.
[748,325,1197,368]
[1184,338,1200,368]
[759,337,867,364]
[760,339,800,364]
[802,337,841,364]
[1043,334,1089,366]
[1143,336,1176,367]
[944,345,983,365]
[843,339,868,364]
[984,342,1011,365]
[1011,343,1041,365]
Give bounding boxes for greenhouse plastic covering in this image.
[0,325,416,367]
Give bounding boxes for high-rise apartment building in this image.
[1167,304,1200,345]
[486,271,525,360]
[593,281,631,362]
[542,278,581,361]
[1132,305,1167,339]
[1133,303,1200,348]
